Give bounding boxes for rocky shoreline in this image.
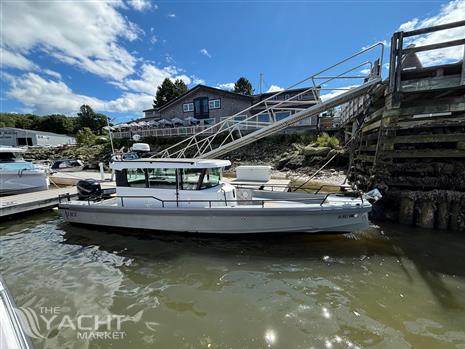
[24,134,349,187]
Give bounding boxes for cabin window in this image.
[0,152,18,162]
[115,170,129,187]
[127,169,147,188]
[180,168,203,190]
[147,168,177,189]
[200,167,221,189]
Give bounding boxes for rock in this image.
[301,146,330,157]
[284,154,305,170]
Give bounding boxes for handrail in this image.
[110,192,364,209]
[388,20,465,97]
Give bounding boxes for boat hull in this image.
[59,203,371,234]
[0,171,49,195]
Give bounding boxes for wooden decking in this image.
[0,187,78,217]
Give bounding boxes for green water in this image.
[1,211,464,349]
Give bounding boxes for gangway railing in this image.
[154,43,384,159]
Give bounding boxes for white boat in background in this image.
[59,158,371,234]
[0,276,34,349]
[51,159,84,172]
[0,147,49,195]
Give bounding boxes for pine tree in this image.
[234,77,253,95]
[153,78,189,108]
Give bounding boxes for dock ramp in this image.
[155,44,384,159]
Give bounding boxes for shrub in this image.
[313,132,340,149]
[76,127,97,146]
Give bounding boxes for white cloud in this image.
[200,48,211,58]
[127,0,155,11]
[118,63,191,95]
[150,35,158,44]
[191,76,205,85]
[1,1,141,80]
[320,85,360,102]
[165,54,175,64]
[397,0,465,66]
[0,47,38,70]
[267,85,284,93]
[5,73,153,114]
[43,69,62,80]
[398,18,419,32]
[167,13,176,18]
[359,68,371,75]
[217,82,235,91]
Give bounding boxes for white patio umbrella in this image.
[147,120,159,127]
[158,119,173,127]
[185,116,199,125]
[171,117,184,126]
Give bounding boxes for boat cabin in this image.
[0,147,26,162]
[0,147,36,171]
[110,158,236,208]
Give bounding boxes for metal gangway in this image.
[155,43,385,159]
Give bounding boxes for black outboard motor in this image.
[77,179,102,200]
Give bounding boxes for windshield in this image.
[0,152,23,162]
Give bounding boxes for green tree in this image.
[77,105,108,134]
[174,79,188,96]
[76,127,96,146]
[234,77,253,95]
[153,78,189,108]
[38,114,77,134]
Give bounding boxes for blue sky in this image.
[1,0,464,122]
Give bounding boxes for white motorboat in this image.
[59,158,371,234]
[0,147,49,195]
[51,159,84,172]
[0,276,35,349]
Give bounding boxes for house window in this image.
[298,94,303,100]
[183,103,194,112]
[284,94,290,100]
[209,99,221,109]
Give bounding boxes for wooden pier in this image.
[340,21,465,231]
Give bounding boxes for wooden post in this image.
[399,192,415,225]
[461,45,465,86]
[416,199,435,229]
[388,33,398,93]
[437,198,449,230]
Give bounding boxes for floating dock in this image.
[1,172,116,218]
[0,187,78,218]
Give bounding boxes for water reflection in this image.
[1,213,465,348]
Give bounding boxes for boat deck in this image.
[224,178,291,192]
[50,171,114,186]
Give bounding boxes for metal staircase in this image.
[154,43,385,159]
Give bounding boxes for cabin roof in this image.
[110,158,231,170]
[0,146,27,153]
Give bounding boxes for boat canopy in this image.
[111,158,231,170]
[0,147,26,153]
